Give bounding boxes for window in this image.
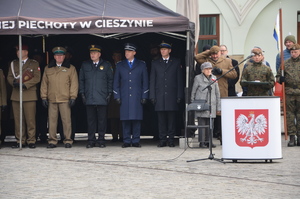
[197,14,220,53]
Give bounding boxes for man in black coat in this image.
[79,45,113,148]
[150,42,183,147]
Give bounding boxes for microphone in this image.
[246,53,255,59]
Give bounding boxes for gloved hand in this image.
[1,105,7,112]
[69,99,76,107]
[42,99,48,108]
[150,98,156,105]
[13,80,19,88]
[22,83,26,89]
[106,93,112,103]
[81,93,86,105]
[115,98,121,104]
[177,98,181,104]
[212,67,222,75]
[279,76,285,84]
[141,99,147,104]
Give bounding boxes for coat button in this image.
[129,80,131,82]
[130,94,132,96]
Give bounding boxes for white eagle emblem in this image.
[236,113,267,145]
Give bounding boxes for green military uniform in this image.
[277,51,300,139]
[7,59,41,145]
[40,47,78,146]
[0,69,7,145]
[240,61,275,96]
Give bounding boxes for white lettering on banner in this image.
[0,19,154,30]
[80,21,92,28]
[0,21,15,29]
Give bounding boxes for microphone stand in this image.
[187,55,252,163]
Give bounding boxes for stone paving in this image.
[0,134,299,199]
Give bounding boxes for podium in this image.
[221,96,282,162]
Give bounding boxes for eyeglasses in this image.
[220,50,227,52]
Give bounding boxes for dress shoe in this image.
[99,143,106,148]
[28,143,36,149]
[132,143,141,147]
[122,143,131,148]
[11,143,26,148]
[65,143,72,148]
[111,138,118,142]
[168,143,175,147]
[157,142,167,147]
[199,142,206,148]
[206,143,216,148]
[47,144,57,148]
[86,143,95,148]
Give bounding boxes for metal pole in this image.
[18,35,23,149]
[184,30,190,148]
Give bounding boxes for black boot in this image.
[288,135,296,147]
[297,136,300,146]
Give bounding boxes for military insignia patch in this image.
[62,69,67,72]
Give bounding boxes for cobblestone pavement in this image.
[0,134,299,199]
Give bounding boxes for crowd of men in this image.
[0,34,299,149]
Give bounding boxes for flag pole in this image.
[279,7,287,140]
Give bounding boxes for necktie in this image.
[164,60,168,64]
[22,61,25,66]
[94,63,97,67]
[129,62,132,68]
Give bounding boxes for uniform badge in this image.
[62,69,67,72]
[100,66,104,70]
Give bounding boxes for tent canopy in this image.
[0,0,190,35]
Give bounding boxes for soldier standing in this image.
[79,45,113,148]
[40,47,78,148]
[7,45,41,148]
[113,43,149,148]
[240,48,275,96]
[277,44,300,147]
[0,68,7,147]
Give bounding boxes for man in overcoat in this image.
[113,43,149,148]
[7,45,41,148]
[150,42,183,147]
[79,45,113,148]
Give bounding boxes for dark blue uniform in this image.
[113,59,149,144]
[79,59,113,145]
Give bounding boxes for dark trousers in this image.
[122,120,141,144]
[86,105,107,144]
[213,115,222,138]
[157,111,176,143]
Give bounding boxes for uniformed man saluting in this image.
[7,45,41,149]
[113,43,149,148]
[79,45,113,148]
[40,47,78,148]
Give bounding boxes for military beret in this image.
[89,44,101,52]
[291,43,300,50]
[52,46,66,55]
[16,45,28,51]
[251,48,263,55]
[284,35,296,44]
[159,42,172,49]
[210,46,220,54]
[124,43,137,51]
[201,62,213,70]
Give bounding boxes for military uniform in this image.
[7,58,41,146]
[277,46,300,140]
[40,47,78,147]
[240,61,275,96]
[0,69,7,145]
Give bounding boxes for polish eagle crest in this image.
[235,110,269,148]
